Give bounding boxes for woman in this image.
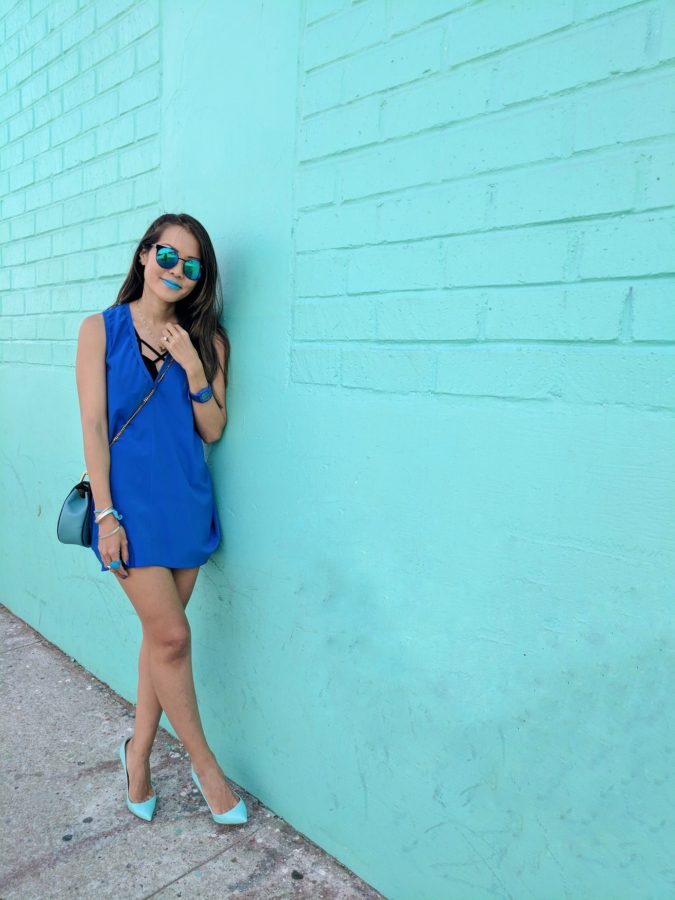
[75,212,246,825]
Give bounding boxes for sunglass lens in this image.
[184,259,201,280]
[156,245,178,267]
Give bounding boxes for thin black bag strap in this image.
[80,357,175,481]
[109,356,175,447]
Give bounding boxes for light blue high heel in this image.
[119,737,157,822]
[191,766,248,825]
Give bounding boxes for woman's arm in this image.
[187,333,228,443]
[75,314,115,524]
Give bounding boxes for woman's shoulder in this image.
[78,304,127,350]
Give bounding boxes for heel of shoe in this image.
[119,738,157,822]
[191,765,248,825]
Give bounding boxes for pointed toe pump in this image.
[191,766,248,825]
[119,737,157,822]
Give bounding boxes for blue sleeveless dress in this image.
[89,302,222,572]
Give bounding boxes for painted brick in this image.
[559,346,675,408]
[578,212,675,279]
[436,345,561,399]
[81,91,118,130]
[342,347,435,391]
[132,173,159,207]
[31,29,61,69]
[347,241,442,293]
[51,223,82,256]
[9,159,33,192]
[52,339,77,366]
[118,141,159,178]
[4,241,25,266]
[61,7,96,51]
[27,288,51,314]
[296,252,347,297]
[380,59,493,140]
[63,194,96,226]
[24,340,52,364]
[296,199,379,252]
[50,108,81,146]
[96,45,135,92]
[375,292,482,341]
[116,1,158,46]
[2,191,25,218]
[442,223,570,287]
[442,0,575,68]
[302,65,344,116]
[296,162,336,209]
[388,0,468,36]
[33,91,61,128]
[47,49,79,91]
[299,95,380,160]
[632,279,675,341]
[377,178,489,242]
[45,0,78,30]
[95,114,135,155]
[493,6,651,107]
[489,148,637,228]
[25,234,51,263]
[290,346,341,384]
[79,24,118,69]
[306,0,345,26]
[9,107,33,141]
[8,49,33,87]
[35,313,64,340]
[340,100,566,200]
[485,284,624,341]
[4,3,30,39]
[24,181,50,212]
[9,266,35,291]
[635,138,675,210]
[135,29,160,71]
[304,0,385,70]
[52,168,83,201]
[95,0,138,29]
[341,26,444,103]
[63,131,96,169]
[12,313,36,340]
[81,157,118,192]
[20,71,47,106]
[573,69,675,152]
[24,123,49,160]
[294,297,377,340]
[118,68,160,114]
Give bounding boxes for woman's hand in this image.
[161,322,201,374]
[98,520,129,580]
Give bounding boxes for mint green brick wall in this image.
[2,1,674,898]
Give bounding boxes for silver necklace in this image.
[133,301,177,350]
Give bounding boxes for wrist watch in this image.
[189,383,213,403]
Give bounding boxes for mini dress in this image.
[89,301,221,572]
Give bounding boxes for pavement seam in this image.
[0,639,45,653]
[140,825,263,899]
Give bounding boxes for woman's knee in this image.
[149,621,191,661]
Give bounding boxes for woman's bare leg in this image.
[125,567,199,802]
[120,566,239,813]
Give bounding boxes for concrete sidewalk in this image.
[0,605,383,900]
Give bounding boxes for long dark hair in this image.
[112,213,230,407]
